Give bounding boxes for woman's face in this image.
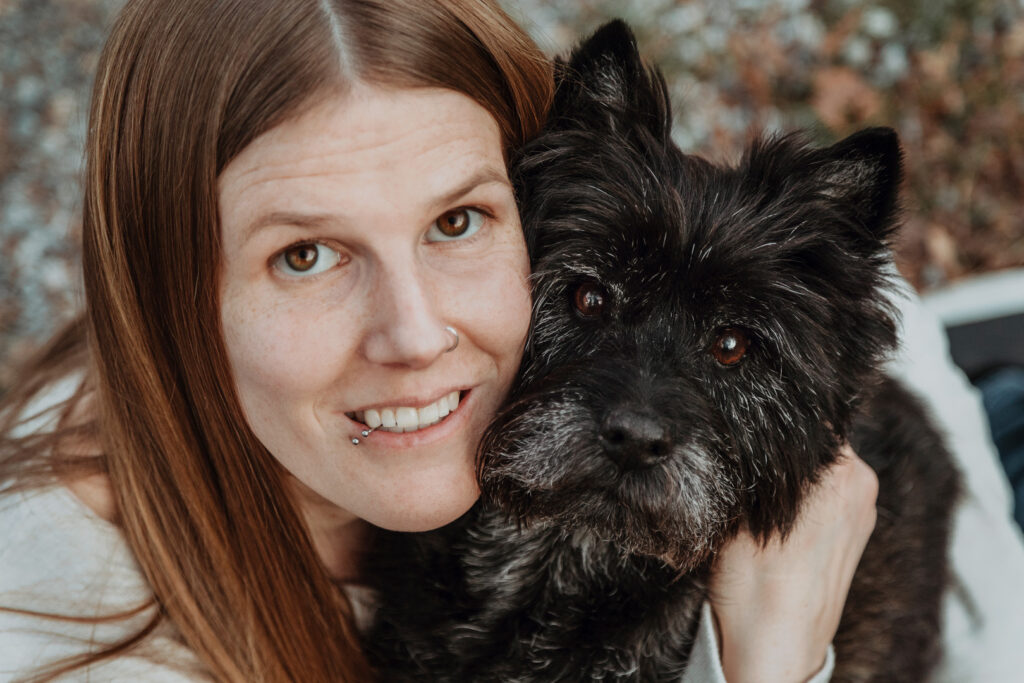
[218,85,531,533]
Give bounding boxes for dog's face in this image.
[479,21,901,569]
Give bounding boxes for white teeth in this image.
[353,392,462,434]
[419,402,439,425]
[395,407,419,430]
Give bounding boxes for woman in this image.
[0,1,1018,681]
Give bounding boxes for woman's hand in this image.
[709,444,879,683]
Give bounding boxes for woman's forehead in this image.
[218,86,507,223]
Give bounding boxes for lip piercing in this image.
[351,424,383,446]
[444,325,459,353]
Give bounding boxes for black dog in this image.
[365,21,959,682]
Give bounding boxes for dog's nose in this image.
[599,410,673,471]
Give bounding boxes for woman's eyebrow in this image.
[433,166,511,209]
[242,211,336,244]
[241,166,511,243]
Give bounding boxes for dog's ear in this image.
[810,127,903,241]
[561,20,643,86]
[552,20,672,141]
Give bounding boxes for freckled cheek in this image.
[460,251,532,372]
[219,292,356,403]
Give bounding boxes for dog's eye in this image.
[711,328,750,366]
[573,283,608,317]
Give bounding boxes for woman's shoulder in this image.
[0,483,205,680]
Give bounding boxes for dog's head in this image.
[480,21,901,569]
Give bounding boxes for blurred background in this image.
[1,0,1023,391]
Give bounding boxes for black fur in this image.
[365,20,960,682]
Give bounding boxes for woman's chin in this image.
[362,475,481,533]
[371,497,480,533]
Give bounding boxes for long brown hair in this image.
[0,1,552,680]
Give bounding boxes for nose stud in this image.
[444,325,459,353]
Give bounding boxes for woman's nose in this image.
[361,264,454,369]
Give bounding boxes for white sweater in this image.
[3,282,1024,682]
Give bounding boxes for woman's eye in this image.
[426,207,485,242]
[273,242,342,277]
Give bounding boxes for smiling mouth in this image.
[345,391,464,434]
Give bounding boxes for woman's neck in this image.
[288,475,370,582]
[65,471,118,522]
